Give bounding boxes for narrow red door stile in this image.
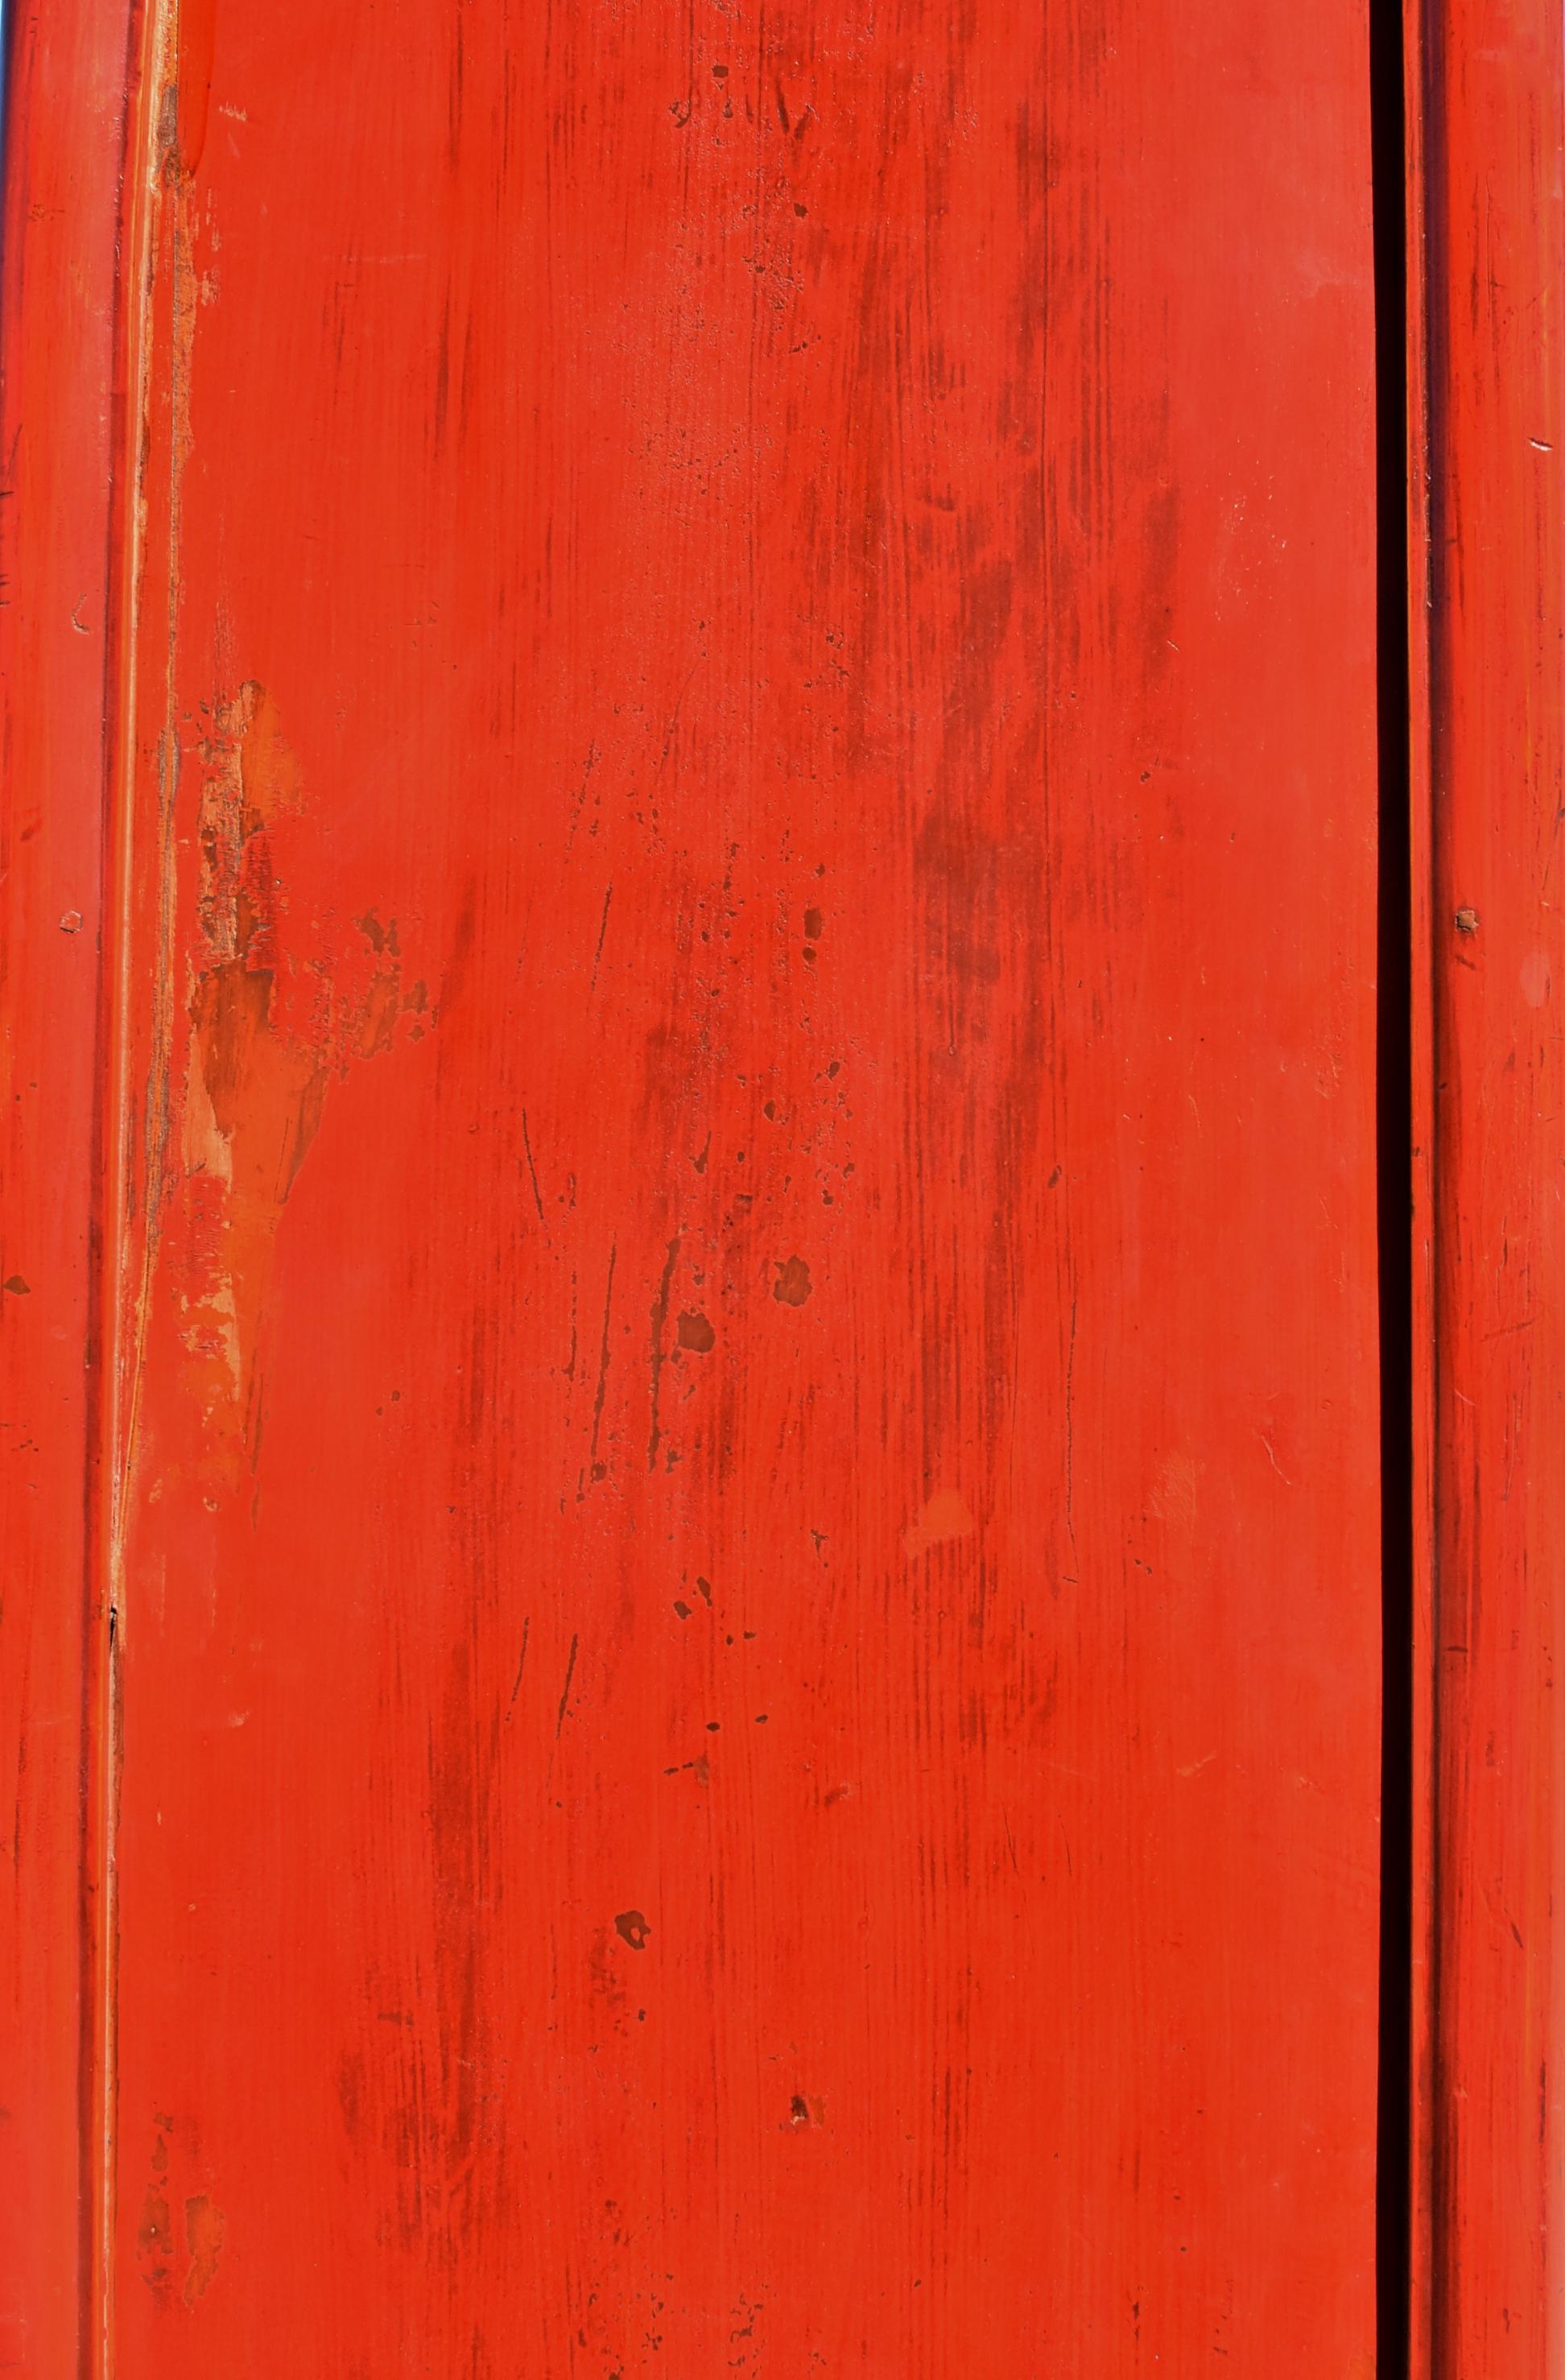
[1410,0,1565,2367]
[0,4,140,2374]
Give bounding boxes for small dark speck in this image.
[1456,906,1480,934]
[789,2095,810,2124]
[3,1275,29,1295]
[712,61,729,76]
[754,1713,768,1724]
[673,1598,692,1620]
[803,906,824,939]
[614,1911,650,1951]
[676,1309,715,1353]
[706,1720,721,1732]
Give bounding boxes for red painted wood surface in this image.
[3,0,1387,2370]
[1413,0,1565,2366]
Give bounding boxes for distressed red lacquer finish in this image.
[1414,0,1565,2366]
[8,0,1384,2369]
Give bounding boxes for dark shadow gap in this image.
[1369,0,1414,2370]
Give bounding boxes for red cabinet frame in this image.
[0,0,1560,2367]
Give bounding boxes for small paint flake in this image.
[903,1489,976,1560]
[773,1254,811,1305]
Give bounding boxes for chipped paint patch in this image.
[167,683,432,1481]
[772,1254,811,1306]
[183,2194,225,2305]
[903,1488,975,1560]
[1149,1451,1200,1533]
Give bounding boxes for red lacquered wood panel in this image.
[1415,0,1565,2365]
[9,0,1384,2368]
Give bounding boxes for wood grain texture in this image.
[10,0,1384,2368]
[1416,0,1565,2364]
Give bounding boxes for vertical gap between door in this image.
[1370,0,1415,2370]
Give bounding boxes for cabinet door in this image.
[1,0,1382,2370]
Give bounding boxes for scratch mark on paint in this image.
[565,739,599,852]
[656,651,706,775]
[506,1615,531,1719]
[521,1109,547,1226]
[580,1243,617,1494]
[555,1633,580,1739]
[648,1233,680,1470]
[1256,1429,1295,1487]
[591,883,613,990]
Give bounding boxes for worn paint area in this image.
[163,682,428,1478]
[10,0,1386,2370]
[132,2120,224,2312]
